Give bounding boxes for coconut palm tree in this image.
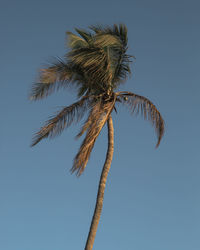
[30,24,164,250]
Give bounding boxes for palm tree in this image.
[30,24,164,250]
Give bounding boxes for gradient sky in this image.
[1,0,200,249]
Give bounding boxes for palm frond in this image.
[94,34,122,48]
[30,59,73,101]
[71,96,116,176]
[112,53,132,85]
[90,24,132,85]
[68,47,112,86]
[75,28,92,44]
[31,96,89,146]
[117,91,164,147]
[90,24,128,47]
[76,101,102,138]
[119,24,128,46]
[66,32,88,50]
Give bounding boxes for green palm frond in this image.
[75,28,92,44]
[30,59,73,100]
[94,34,122,48]
[31,96,89,146]
[90,24,128,47]
[93,34,125,84]
[65,24,133,90]
[71,96,116,176]
[117,91,164,147]
[112,53,132,85]
[66,32,88,50]
[68,47,105,68]
[68,47,112,87]
[118,24,128,46]
[89,24,132,85]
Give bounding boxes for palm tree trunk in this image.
[84,115,114,250]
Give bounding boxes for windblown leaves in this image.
[89,24,132,85]
[67,32,88,50]
[30,59,73,100]
[30,24,165,177]
[112,53,132,85]
[76,102,101,138]
[66,24,131,90]
[74,28,92,44]
[30,24,133,102]
[117,91,164,147]
[90,24,128,47]
[68,47,112,87]
[31,96,89,146]
[94,34,122,48]
[71,96,116,176]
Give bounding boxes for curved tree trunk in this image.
[84,116,114,250]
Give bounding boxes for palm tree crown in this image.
[30,24,164,176]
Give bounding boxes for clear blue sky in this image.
[1,0,200,249]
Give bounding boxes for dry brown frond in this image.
[31,96,89,146]
[76,102,101,138]
[117,91,164,147]
[30,59,73,101]
[71,96,116,176]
